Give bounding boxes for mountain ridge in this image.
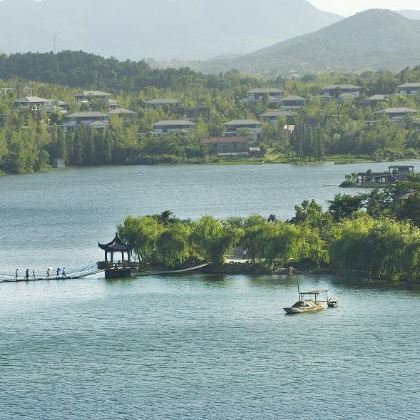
[197,9,420,73]
[0,0,341,60]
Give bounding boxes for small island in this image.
[111,175,419,283]
[340,165,415,188]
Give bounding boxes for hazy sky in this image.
[310,0,420,16]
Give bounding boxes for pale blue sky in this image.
[310,0,420,16]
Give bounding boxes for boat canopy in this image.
[300,289,328,295]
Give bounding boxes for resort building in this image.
[259,110,295,125]
[364,94,388,106]
[202,136,250,156]
[375,107,418,122]
[178,105,211,121]
[281,95,307,110]
[398,83,420,95]
[146,98,179,111]
[153,120,195,135]
[356,166,415,185]
[62,112,110,132]
[108,99,119,110]
[246,88,283,101]
[224,119,263,139]
[322,84,361,99]
[41,100,69,115]
[108,108,138,118]
[13,96,50,110]
[75,91,112,103]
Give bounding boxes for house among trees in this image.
[281,95,307,110]
[146,98,179,112]
[202,136,250,156]
[375,107,418,121]
[75,90,112,103]
[153,120,195,134]
[244,88,283,104]
[178,105,211,121]
[322,84,361,99]
[363,94,388,106]
[108,108,138,118]
[398,83,420,95]
[108,99,119,110]
[41,100,69,115]
[13,96,50,110]
[259,110,295,125]
[224,119,263,139]
[62,111,110,132]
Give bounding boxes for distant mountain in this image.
[397,10,420,20]
[0,0,341,60]
[201,10,420,73]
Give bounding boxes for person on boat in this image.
[47,268,51,279]
[25,269,30,280]
[62,268,66,278]
[56,268,61,278]
[15,269,18,280]
[32,270,36,279]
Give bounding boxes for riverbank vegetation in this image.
[0,51,420,174]
[118,176,420,282]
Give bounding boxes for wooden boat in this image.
[284,298,325,314]
[284,284,332,314]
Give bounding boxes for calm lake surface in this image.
[0,160,418,272]
[1,162,419,419]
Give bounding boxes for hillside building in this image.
[281,95,307,110]
[153,120,195,134]
[322,84,361,99]
[62,111,110,132]
[375,107,418,122]
[224,119,263,139]
[202,136,250,156]
[398,83,420,95]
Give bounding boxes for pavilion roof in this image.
[98,234,133,252]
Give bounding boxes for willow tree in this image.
[329,215,420,281]
[118,216,164,266]
[156,223,192,268]
[190,216,242,266]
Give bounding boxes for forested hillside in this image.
[0,51,251,92]
[201,10,420,73]
[0,52,420,175]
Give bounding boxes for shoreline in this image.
[1,156,418,178]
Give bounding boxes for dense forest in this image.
[118,175,420,282]
[0,51,420,174]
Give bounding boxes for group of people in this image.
[15,267,67,280]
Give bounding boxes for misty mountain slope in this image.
[0,0,341,60]
[397,10,420,20]
[204,10,420,73]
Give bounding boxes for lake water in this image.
[1,162,419,419]
[0,275,419,419]
[0,160,418,273]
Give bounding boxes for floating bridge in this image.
[0,265,104,283]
